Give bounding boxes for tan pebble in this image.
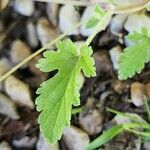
[131,82,145,107]
[112,80,125,94]
[47,3,59,27]
[146,82,150,98]
[27,21,39,48]
[0,141,12,150]
[0,92,20,119]
[63,126,90,150]
[10,40,31,68]
[0,0,9,11]
[79,109,103,135]
[4,76,34,109]
[37,17,57,48]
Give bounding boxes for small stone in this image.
[109,46,122,70]
[13,136,37,149]
[93,51,113,75]
[47,3,59,26]
[14,0,35,16]
[124,12,150,33]
[144,142,150,150]
[37,17,57,48]
[4,76,34,109]
[59,5,80,35]
[63,126,90,150]
[27,21,39,48]
[146,82,150,98]
[0,92,19,119]
[131,82,145,107]
[37,133,59,150]
[111,80,125,94]
[10,40,31,68]
[0,141,12,150]
[85,97,96,109]
[79,109,103,135]
[0,58,11,76]
[0,0,9,11]
[110,14,128,36]
[0,58,12,90]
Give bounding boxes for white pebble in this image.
[109,46,122,70]
[124,12,150,33]
[27,22,39,48]
[110,14,128,35]
[59,5,80,35]
[14,0,35,16]
[63,126,90,150]
[37,133,59,150]
[80,7,95,36]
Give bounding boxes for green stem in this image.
[125,128,150,136]
[123,122,150,130]
[107,107,141,122]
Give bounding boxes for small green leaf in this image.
[146,4,150,11]
[118,28,150,80]
[85,5,106,29]
[36,39,96,144]
[86,18,99,29]
[85,125,123,150]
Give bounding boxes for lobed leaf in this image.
[36,39,96,144]
[118,28,150,80]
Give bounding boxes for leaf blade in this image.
[36,39,96,144]
[118,28,150,80]
[85,125,123,150]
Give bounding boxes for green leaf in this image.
[146,4,150,11]
[85,125,123,150]
[86,18,99,29]
[85,5,106,29]
[118,28,150,80]
[36,39,96,144]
